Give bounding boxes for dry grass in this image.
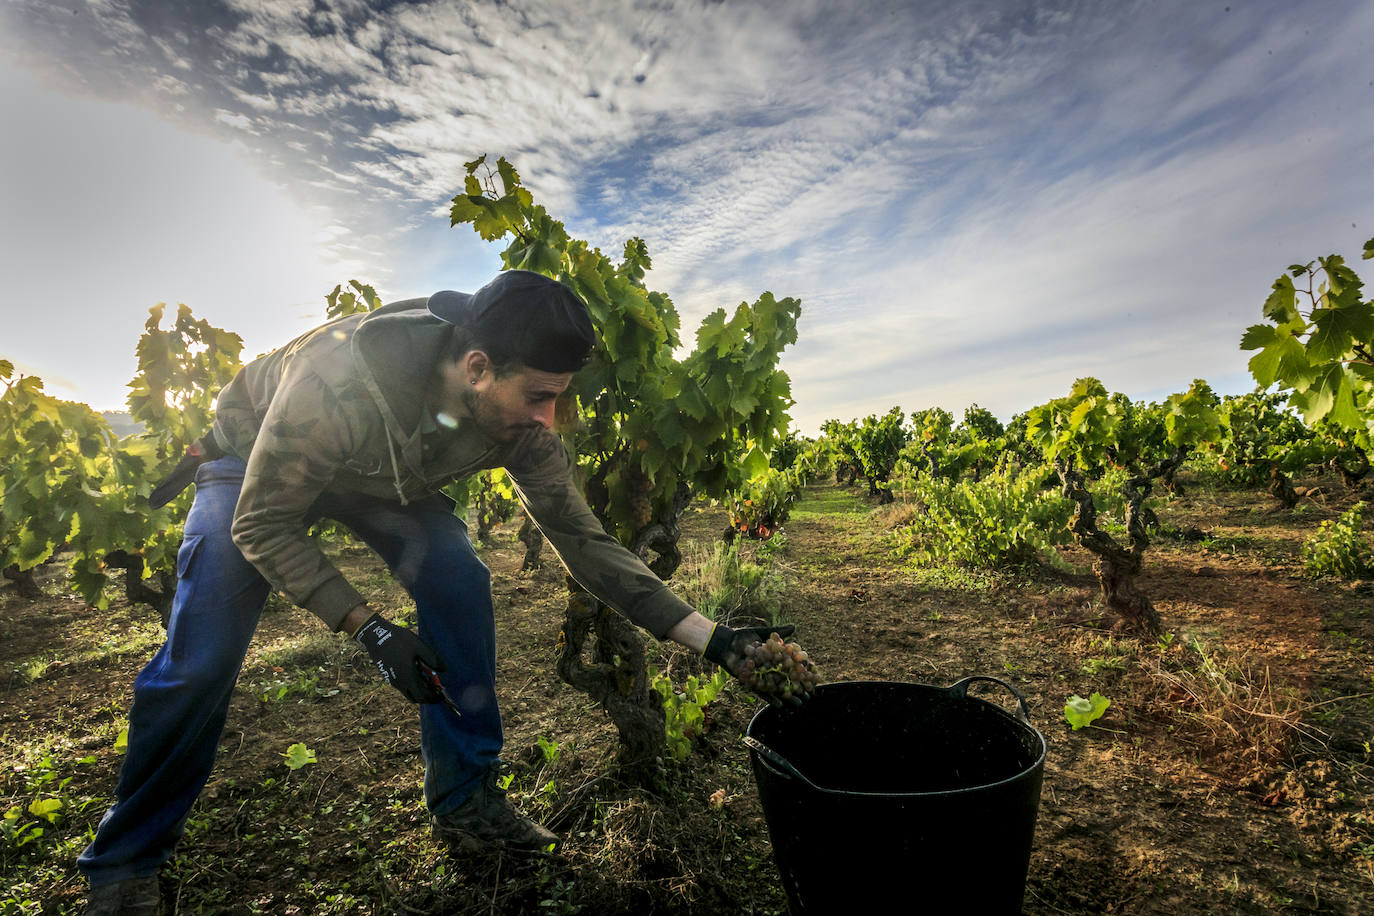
[873,500,918,529]
[1142,636,1311,773]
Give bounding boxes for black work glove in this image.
[354,613,446,704]
[704,623,814,708]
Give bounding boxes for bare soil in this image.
[2,473,1372,914]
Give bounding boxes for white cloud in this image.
[214,108,255,130]
[777,99,1373,432]
[232,89,279,111]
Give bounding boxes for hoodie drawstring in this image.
[385,431,409,505]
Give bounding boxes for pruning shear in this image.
[418,661,462,717]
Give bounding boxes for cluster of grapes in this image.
[737,632,820,702]
[623,463,654,531]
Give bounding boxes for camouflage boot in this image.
[432,762,558,853]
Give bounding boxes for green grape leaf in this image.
[1262,274,1300,323]
[282,742,317,770]
[496,157,521,196]
[571,247,611,307]
[14,526,55,570]
[506,234,563,276]
[741,445,770,479]
[1298,364,1364,430]
[1244,324,1314,390]
[449,195,508,241]
[1238,322,1278,353]
[27,797,63,823]
[1307,301,1374,363]
[730,387,761,417]
[1064,692,1111,730]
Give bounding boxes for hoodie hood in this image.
[350,299,451,433]
[349,298,462,500]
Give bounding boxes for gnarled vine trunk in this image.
[631,482,690,579]
[1056,461,1164,636]
[555,579,665,778]
[1267,464,1299,509]
[867,475,894,505]
[1331,448,1370,490]
[2,564,41,599]
[475,487,502,543]
[551,479,692,781]
[517,513,544,571]
[104,550,176,628]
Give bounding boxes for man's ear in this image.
[460,349,492,385]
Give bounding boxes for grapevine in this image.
[1,302,243,621]
[1024,377,1222,635]
[450,154,801,773]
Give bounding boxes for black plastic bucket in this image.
[745,677,1046,914]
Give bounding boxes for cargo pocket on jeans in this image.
[165,534,206,664]
[176,534,205,581]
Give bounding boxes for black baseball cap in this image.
[427,270,596,373]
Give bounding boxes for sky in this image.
[2,0,1371,435]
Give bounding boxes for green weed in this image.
[10,656,49,687]
[260,670,324,703]
[677,539,788,627]
[650,666,730,761]
[1302,502,1372,579]
[1,753,102,866]
[537,736,561,764]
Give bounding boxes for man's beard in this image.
[463,385,526,442]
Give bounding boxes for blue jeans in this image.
[78,456,503,886]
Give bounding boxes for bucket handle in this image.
[945,675,1032,724]
[743,735,823,791]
